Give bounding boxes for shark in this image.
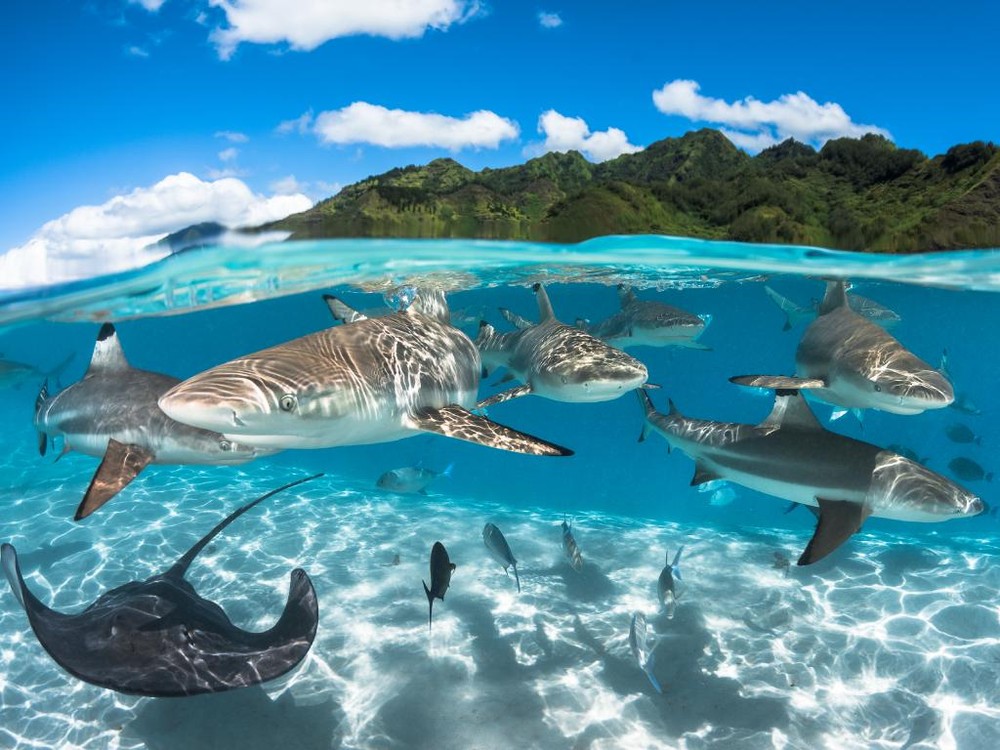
[35,324,264,520]
[158,291,571,457]
[475,283,651,408]
[637,389,983,565]
[764,284,901,331]
[576,285,710,350]
[1,474,321,697]
[733,281,953,415]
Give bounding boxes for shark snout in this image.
[159,375,270,433]
[884,372,954,411]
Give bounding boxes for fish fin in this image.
[411,290,450,325]
[533,283,556,322]
[797,498,870,566]
[423,580,434,631]
[690,463,720,486]
[500,308,533,330]
[449,562,457,572]
[817,280,849,316]
[491,372,516,386]
[671,545,684,570]
[75,440,154,520]
[513,563,521,593]
[617,284,637,308]
[477,384,533,409]
[408,404,572,456]
[35,380,49,456]
[85,323,130,376]
[55,443,71,462]
[323,294,368,323]
[441,463,454,479]
[683,341,713,351]
[760,390,823,431]
[1,544,27,610]
[641,383,661,390]
[644,654,663,694]
[730,375,827,391]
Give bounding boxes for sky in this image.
[1,0,997,287]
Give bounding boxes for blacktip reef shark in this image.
[764,284,901,331]
[637,389,983,565]
[575,284,711,350]
[2,474,321,697]
[475,283,652,408]
[733,280,952,416]
[158,290,571,457]
[34,324,264,520]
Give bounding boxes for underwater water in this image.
[0,236,998,750]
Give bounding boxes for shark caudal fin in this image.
[423,579,434,631]
[408,405,572,457]
[636,389,656,442]
[764,286,812,331]
[35,380,49,457]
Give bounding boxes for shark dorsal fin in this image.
[410,290,451,325]
[817,281,849,316]
[165,474,322,580]
[617,284,638,308]
[760,389,822,431]
[323,295,367,323]
[86,324,129,376]
[532,283,556,322]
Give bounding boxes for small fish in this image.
[948,457,993,483]
[939,349,982,416]
[482,523,520,592]
[376,463,453,494]
[945,424,981,446]
[561,520,584,572]
[657,546,684,619]
[698,482,736,507]
[422,541,456,631]
[628,613,662,694]
[772,551,791,575]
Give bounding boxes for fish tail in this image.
[441,463,454,479]
[423,579,434,631]
[513,563,521,593]
[34,380,49,457]
[644,654,662,694]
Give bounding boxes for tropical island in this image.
[262,129,999,253]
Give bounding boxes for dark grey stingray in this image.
[1,474,322,697]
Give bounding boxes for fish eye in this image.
[219,439,232,452]
[873,383,882,392]
[279,394,297,412]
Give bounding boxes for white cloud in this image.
[309,102,519,150]
[538,11,562,28]
[718,128,780,153]
[130,0,166,11]
[531,110,641,162]
[215,130,249,143]
[652,79,891,152]
[270,175,305,195]
[208,0,481,59]
[0,173,312,290]
[218,147,239,162]
[276,112,314,135]
[125,45,150,58]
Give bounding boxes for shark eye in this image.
[279,394,297,412]
[219,439,233,452]
[873,383,882,392]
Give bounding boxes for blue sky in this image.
[1,0,997,285]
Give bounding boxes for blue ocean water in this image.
[1,236,998,750]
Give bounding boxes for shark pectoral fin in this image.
[37,431,47,457]
[730,375,827,390]
[684,341,712,351]
[500,308,533,330]
[75,440,154,521]
[1,544,26,610]
[690,463,721,486]
[797,499,870,566]
[477,384,533,409]
[409,405,572,456]
[323,294,368,323]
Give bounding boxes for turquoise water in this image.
[1,236,998,749]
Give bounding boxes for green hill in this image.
[265,129,1000,252]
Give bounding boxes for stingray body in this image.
[1,475,321,697]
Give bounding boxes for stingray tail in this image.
[167,473,323,578]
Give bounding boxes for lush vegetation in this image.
[264,129,1000,252]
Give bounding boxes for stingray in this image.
[1,473,322,697]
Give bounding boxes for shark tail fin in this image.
[35,380,49,457]
[423,579,434,631]
[440,463,454,479]
[45,353,75,389]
